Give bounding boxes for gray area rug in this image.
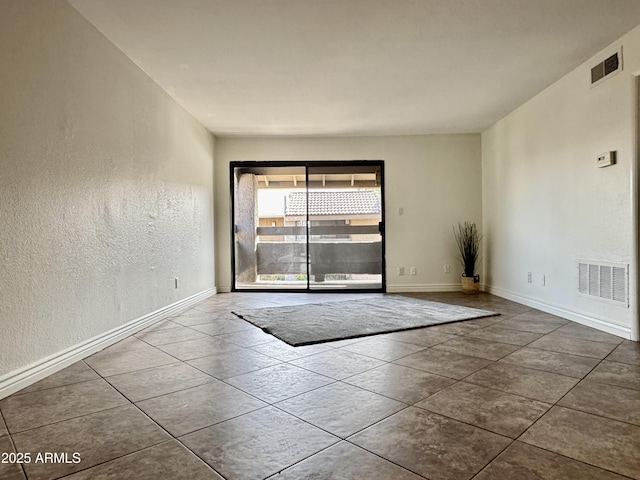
[232,295,500,346]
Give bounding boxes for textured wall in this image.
[482,24,640,338]
[214,135,482,292]
[0,0,215,378]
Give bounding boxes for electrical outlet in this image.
[410,267,417,275]
[527,272,532,284]
[540,275,545,286]
[444,264,451,274]
[397,267,405,276]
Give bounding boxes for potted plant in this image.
[454,221,482,294]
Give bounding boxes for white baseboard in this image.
[485,284,631,340]
[386,283,464,293]
[0,288,217,400]
[217,285,232,293]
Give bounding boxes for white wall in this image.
[214,135,482,292]
[482,25,640,339]
[0,0,216,390]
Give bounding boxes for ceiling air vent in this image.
[591,48,622,87]
[578,261,628,306]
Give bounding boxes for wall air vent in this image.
[590,47,622,87]
[578,261,628,306]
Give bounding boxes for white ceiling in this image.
[67,0,640,137]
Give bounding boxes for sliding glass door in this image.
[305,164,383,290]
[231,161,385,292]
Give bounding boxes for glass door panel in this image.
[233,164,307,290]
[307,164,383,290]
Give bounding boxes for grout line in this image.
[0,409,29,480]
[5,402,131,437]
[499,440,638,480]
[129,410,228,479]
[51,440,208,480]
[5,376,102,398]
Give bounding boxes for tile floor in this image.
[1,292,639,480]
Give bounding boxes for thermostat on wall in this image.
[597,151,616,168]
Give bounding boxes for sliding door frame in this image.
[230,160,386,293]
